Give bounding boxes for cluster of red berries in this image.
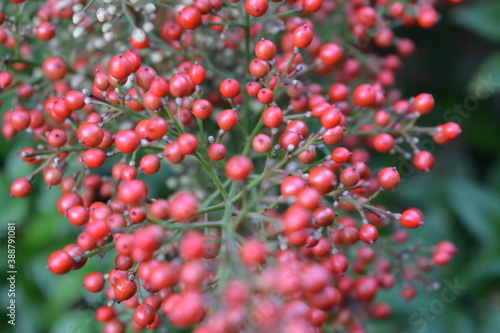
[1,0,463,332]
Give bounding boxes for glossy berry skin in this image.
[115,130,140,154]
[414,93,435,114]
[263,106,283,128]
[220,78,241,99]
[178,7,202,30]
[192,99,213,119]
[292,25,313,48]
[78,123,104,148]
[113,277,137,302]
[47,250,74,274]
[42,56,67,81]
[373,133,394,153]
[134,303,156,327]
[331,254,349,274]
[82,148,106,168]
[177,133,199,155]
[245,0,269,17]
[208,143,227,161]
[401,209,424,228]
[413,151,435,172]
[359,224,379,244]
[353,84,376,107]
[83,272,106,292]
[377,167,400,190]
[226,155,253,181]
[217,109,239,131]
[255,39,276,60]
[35,21,56,41]
[170,191,199,222]
[10,178,33,197]
[109,55,132,80]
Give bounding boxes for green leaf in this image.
[453,2,500,43]
[445,179,500,245]
[466,52,500,96]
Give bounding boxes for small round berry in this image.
[226,155,253,181]
[255,39,277,60]
[220,78,241,99]
[414,93,435,114]
[413,151,435,172]
[377,167,400,190]
[292,25,313,48]
[178,6,202,30]
[400,209,424,228]
[170,191,199,222]
[177,133,199,155]
[359,224,379,244]
[208,143,227,161]
[48,250,74,274]
[10,178,33,197]
[115,130,140,154]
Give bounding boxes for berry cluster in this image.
[1,0,462,332]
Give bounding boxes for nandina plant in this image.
[1,0,463,332]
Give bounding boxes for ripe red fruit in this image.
[441,122,461,139]
[220,78,241,99]
[134,303,156,327]
[109,55,132,80]
[189,64,207,85]
[340,167,360,187]
[245,0,269,17]
[413,150,435,172]
[10,178,33,197]
[226,155,254,181]
[414,93,435,114]
[82,148,106,168]
[319,43,344,66]
[263,106,283,128]
[255,39,277,60]
[257,88,274,104]
[47,250,74,274]
[331,254,349,274]
[113,277,137,302]
[217,109,239,131]
[10,110,31,131]
[115,130,140,154]
[83,272,105,292]
[35,21,56,41]
[355,276,378,301]
[353,84,376,107]
[42,56,67,81]
[178,6,202,30]
[192,99,213,119]
[377,167,400,190]
[400,209,424,228]
[208,143,227,161]
[292,25,313,48]
[170,191,199,222]
[78,123,104,147]
[373,133,395,153]
[177,133,199,155]
[118,180,148,206]
[359,224,379,244]
[64,90,85,110]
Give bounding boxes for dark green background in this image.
[1,1,500,332]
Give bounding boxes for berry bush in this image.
[0,0,467,332]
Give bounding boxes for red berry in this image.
[413,150,435,172]
[208,143,227,161]
[377,167,400,190]
[10,178,33,197]
[292,25,313,48]
[359,224,379,244]
[400,209,424,228]
[109,55,132,80]
[48,250,74,274]
[226,155,253,181]
[178,7,202,30]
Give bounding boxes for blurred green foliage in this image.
[1,1,500,333]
